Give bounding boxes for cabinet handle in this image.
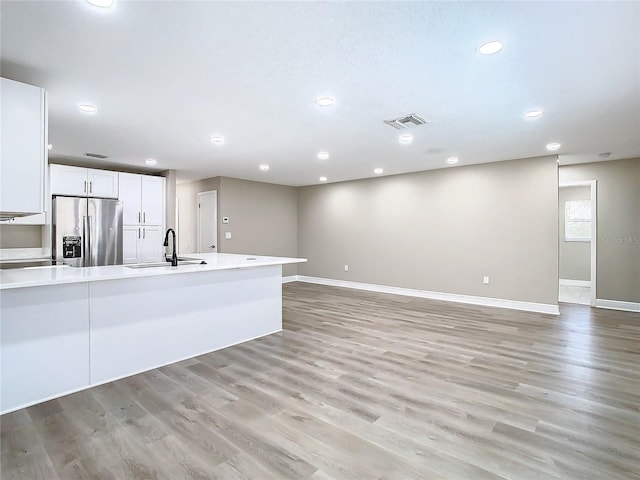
[143,228,146,239]
[143,212,146,224]
[89,181,93,193]
[138,228,141,239]
[138,211,141,223]
[84,181,87,193]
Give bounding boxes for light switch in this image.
[225,232,232,239]
[222,217,229,224]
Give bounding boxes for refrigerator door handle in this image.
[82,215,89,267]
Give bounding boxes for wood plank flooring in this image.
[2,282,639,479]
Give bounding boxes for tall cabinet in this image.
[119,173,165,263]
[0,78,47,219]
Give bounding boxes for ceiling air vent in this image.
[384,113,428,130]
[85,152,108,159]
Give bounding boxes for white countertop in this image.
[0,247,51,262]
[0,253,306,290]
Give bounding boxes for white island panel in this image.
[89,265,282,384]
[1,283,90,413]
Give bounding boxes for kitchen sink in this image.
[126,259,206,269]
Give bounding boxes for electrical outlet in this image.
[483,275,490,285]
[222,217,229,224]
[344,264,349,272]
[225,232,232,239]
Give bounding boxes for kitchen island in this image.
[0,253,306,414]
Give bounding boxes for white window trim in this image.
[565,200,591,242]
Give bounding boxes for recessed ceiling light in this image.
[210,136,225,144]
[259,164,270,171]
[373,168,384,175]
[47,144,53,150]
[86,0,114,7]
[447,157,459,165]
[319,176,327,182]
[78,104,97,113]
[317,151,329,160]
[523,109,543,119]
[398,133,413,144]
[315,96,335,107]
[145,159,157,166]
[478,40,503,55]
[546,142,561,151]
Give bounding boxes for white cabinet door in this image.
[0,78,46,215]
[122,226,140,264]
[52,166,119,198]
[87,169,118,198]
[50,164,88,196]
[118,173,142,225]
[139,225,163,263]
[141,176,164,225]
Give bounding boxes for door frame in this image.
[196,190,217,253]
[558,180,597,306]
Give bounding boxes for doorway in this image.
[558,181,597,306]
[197,190,217,253]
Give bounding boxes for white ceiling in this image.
[1,1,639,185]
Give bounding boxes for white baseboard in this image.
[294,276,559,315]
[559,279,591,288]
[595,299,640,313]
[282,275,299,284]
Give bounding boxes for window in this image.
[565,200,591,241]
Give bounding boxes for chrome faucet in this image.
[163,228,178,266]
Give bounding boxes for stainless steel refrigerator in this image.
[52,196,123,267]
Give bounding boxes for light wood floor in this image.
[2,282,639,479]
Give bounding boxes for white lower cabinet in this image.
[140,226,163,263]
[122,226,139,264]
[123,225,163,264]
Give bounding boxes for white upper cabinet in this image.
[87,169,119,198]
[141,176,164,225]
[119,173,164,226]
[50,165,86,196]
[50,164,118,198]
[118,173,143,225]
[0,78,47,218]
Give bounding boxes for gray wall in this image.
[558,186,591,281]
[218,177,298,277]
[298,156,559,305]
[0,225,42,248]
[559,157,640,303]
[176,176,298,276]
